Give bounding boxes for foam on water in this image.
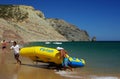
[90,75,119,79]
[55,70,83,79]
[55,71,119,79]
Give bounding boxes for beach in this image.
[0,49,63,79]
[0,53,120,79]
[0,42,120,79]
[0,44,73,79]
[0,46,63,79]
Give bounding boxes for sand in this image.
[0,44,71,79]
[0,44,120,79]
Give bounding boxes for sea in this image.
[25,41,120,79]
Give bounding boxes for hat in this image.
[56,47,64,50]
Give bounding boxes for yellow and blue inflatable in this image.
[20,46,85,67]
[68,57,85,67]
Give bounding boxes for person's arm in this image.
[60,50,64,59]
[10,46,13,50]
[63,50,69,57]
[65,50,68,54]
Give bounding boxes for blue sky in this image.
[0,0,120,41]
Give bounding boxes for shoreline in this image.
[0,44,120,79]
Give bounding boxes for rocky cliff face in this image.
[46,18,90,41]
[0,5,90,42]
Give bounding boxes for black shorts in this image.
[2,46,6,49]
[14,53,19,59]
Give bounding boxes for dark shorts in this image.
[62,58,69,67]
[14,53,19,59]
[2,46,6,49]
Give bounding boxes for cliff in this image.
[0,5,90,42]
[46,18,89,41]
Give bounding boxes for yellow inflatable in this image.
[20,46,62,64]
[20,46,86,67]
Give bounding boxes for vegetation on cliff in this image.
[0,5,90,42]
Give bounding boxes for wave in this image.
[55,70,83,79]
[54,71,119,79]
[90,75,119,79]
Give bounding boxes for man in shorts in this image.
[10,41,21,65]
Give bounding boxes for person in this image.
[56,47,72,71]
[1,40,7,53]
[0,40,8,64]
[10,41,21,65]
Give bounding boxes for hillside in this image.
[46,18,89,41]
[0,5,90,42]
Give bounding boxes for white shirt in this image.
[10,45,20,54]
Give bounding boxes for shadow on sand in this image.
[21,62,62,71]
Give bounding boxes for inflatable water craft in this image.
[68,57,85,67]
[20,46,85,67]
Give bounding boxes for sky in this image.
[0,0,120,41]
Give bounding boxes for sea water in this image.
[26,41,120,79]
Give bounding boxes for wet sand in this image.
[0,47,120,79]
[0,47,70,79]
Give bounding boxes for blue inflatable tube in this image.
[68,57,85,67]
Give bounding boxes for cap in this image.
[56,47,64,50]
